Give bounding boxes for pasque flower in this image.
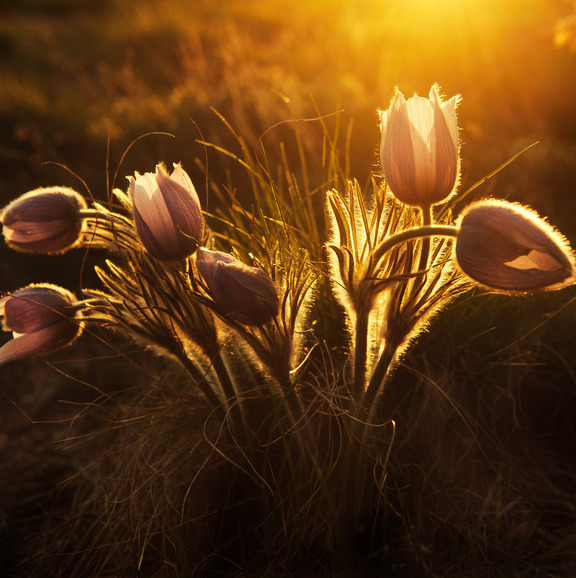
[1,187,86,253]
[195,248,280,326]
[380,85,460,206]
[129,163,204,261]
[455,200,576,291]
[0,284,82,366]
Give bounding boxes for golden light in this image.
[330,0,566,138]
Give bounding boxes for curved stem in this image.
[276,371,316,459]
[80,208,134,228]
[372,224,457,266]
[81,209,139,250]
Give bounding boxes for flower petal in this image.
[1,187,86,254]
[380,85,460,206]
[196,249,279,325]
[382,91,417,196]
[0,321,80,366]
[157,166,203,242]
[129,165,203,261]
[456,201,576,291]
[131,173,177,240]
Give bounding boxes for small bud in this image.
[455,200,576,292]
[1,187,86,253]
[129,163,204,261]
[195,248,280,326]
[0,284,82,366]
[380,85,460,206]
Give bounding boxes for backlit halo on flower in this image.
[0,187,87,254]
[0,284,83,366]
[455,200,576,292]
[380,84,460,207]
[129,163,204,262]
[195,248,280,326]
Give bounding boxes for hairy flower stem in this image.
[210,348,250,444]
[352,301,371,401]
[340,338,401,532]
[355,223,458,410]
[80,208,135,229]
[372,224,457,267]
[363,338,400,419]
[275,373,317,464]
[417,204,432,272]
[209,349,239,408]
[175,346,224,416]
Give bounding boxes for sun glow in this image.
[330,0,565,144]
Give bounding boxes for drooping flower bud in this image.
[1,187,87,253]
[129,163,204,261]
[455,200,576,292]
[0,284,82,366]
[380,85,460,207]
[195,248,280,326]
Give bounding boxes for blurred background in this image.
[2,0,576,252]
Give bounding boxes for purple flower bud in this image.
[380,85,460,206]
[455,200,576,292]
[129,163,204,261]
[0,284,82,366]
[195,248,280,326]
[1,187,87,253]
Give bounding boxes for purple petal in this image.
[0,321,80,366]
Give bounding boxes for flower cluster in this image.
[377,85,574,293]
[0,84,575,574]
[0,86,573,398]
[0,163,280,372]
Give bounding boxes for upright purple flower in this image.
[195,248,280,326]
[129,163,204,261]
[380,85,460,207]
[1,187,86,253]
[0,284,82,366]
